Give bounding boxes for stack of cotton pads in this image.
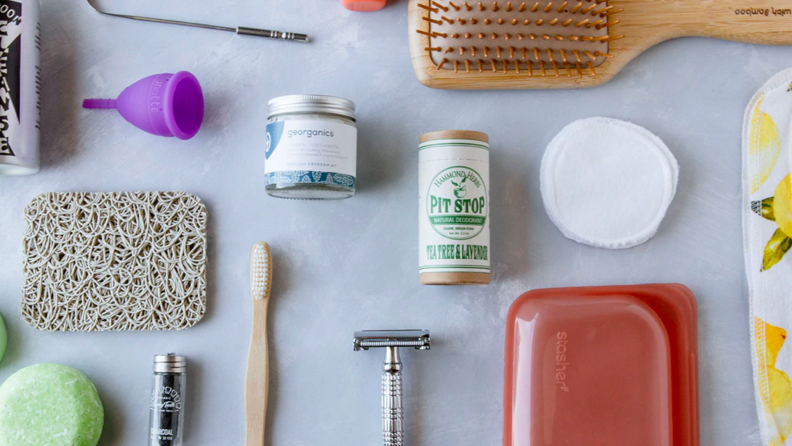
[541,118,679,249]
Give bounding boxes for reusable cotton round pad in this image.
[541,118,679,249]
[0,364,104,446]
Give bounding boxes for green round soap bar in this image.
[0,363,104,446]
[0,313,7,363]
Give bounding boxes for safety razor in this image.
[354,329,431,446]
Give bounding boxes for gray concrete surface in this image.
[0,0,770,444]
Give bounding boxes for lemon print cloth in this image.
[745,69,792,446]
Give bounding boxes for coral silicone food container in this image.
[504,284,699,446]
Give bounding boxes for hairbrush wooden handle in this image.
[617,0,792,45]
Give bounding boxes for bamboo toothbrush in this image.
[245,242,273,446]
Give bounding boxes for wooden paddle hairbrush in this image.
[409,0,792,89]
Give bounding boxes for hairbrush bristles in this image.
[251,242,272,300]
[417,0,622,77]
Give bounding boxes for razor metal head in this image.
[353,329,431,351]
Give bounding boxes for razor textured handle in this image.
[382,372,404,446]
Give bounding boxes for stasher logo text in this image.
[555,332,570,392]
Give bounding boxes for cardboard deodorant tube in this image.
[418,130,490,285]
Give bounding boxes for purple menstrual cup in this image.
[83,71,204,140]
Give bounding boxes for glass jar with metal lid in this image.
[265,95,357,199]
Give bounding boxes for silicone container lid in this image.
[504,284,699,446]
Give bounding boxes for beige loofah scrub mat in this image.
[22,191,208,332]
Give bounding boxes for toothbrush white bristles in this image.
[251,243,272,300]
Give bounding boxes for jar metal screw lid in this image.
[154,353,187,373]
[267,94,356,120]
